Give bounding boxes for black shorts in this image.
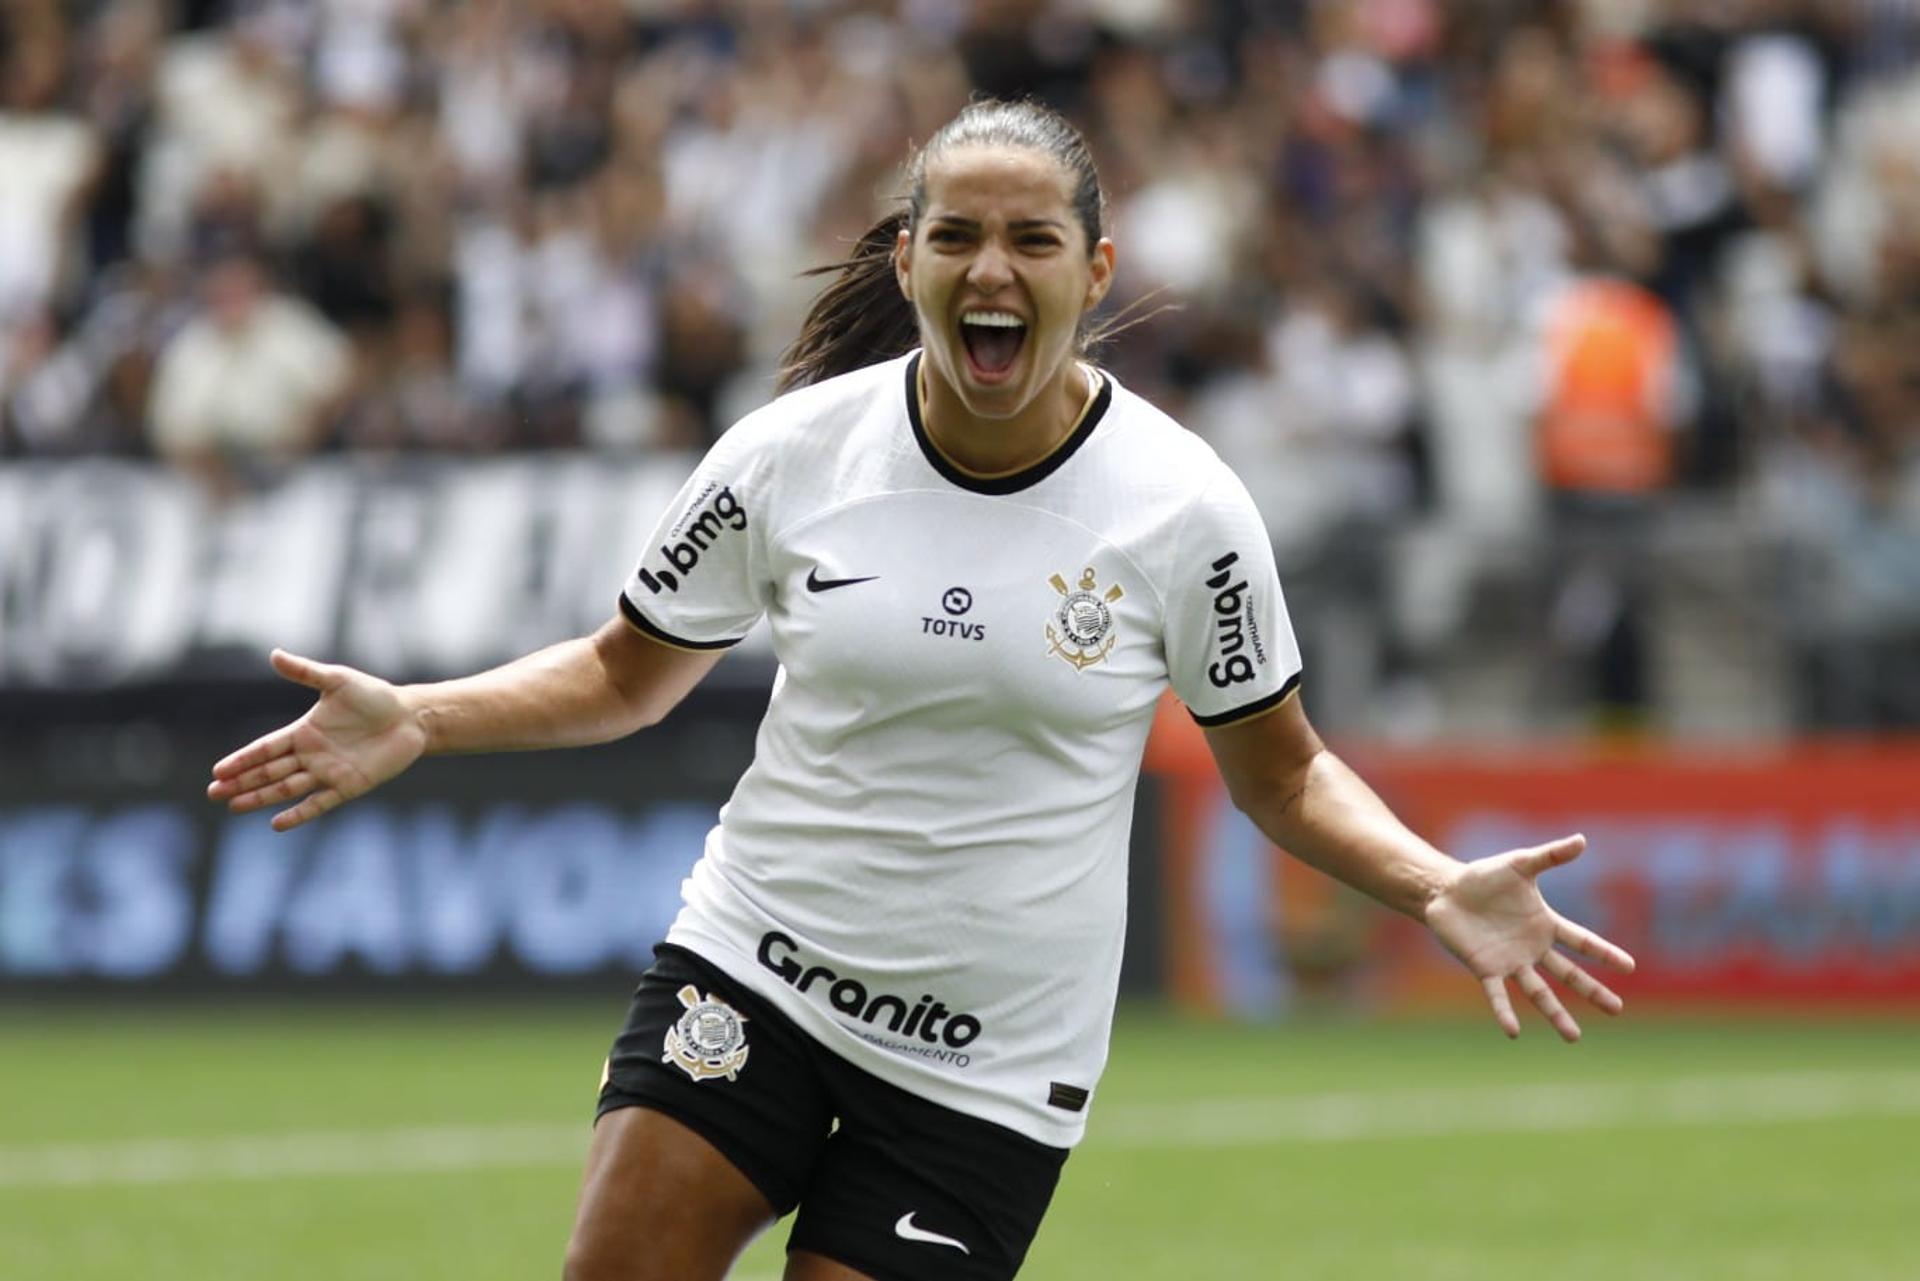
[596,944,1069,1281]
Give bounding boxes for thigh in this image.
[568,946,838,1280]
[598,945,838,1210]
[785,1067,1069,1281]
[565,1107,775,1281]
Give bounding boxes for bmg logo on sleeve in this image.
[638,485,748,594]
[1204,551,1267,687]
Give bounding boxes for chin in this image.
[957,381,1032,421]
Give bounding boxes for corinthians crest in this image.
[662,985,750,1082]
[1046,567,1124,671]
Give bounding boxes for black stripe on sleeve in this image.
[618,592,743,652]
[1189,671,1303,728]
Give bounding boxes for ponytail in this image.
[775,212,918,395]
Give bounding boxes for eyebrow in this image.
[926,216,1068,232]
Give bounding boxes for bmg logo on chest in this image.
[922,584,985,641]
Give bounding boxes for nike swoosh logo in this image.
[806,567,879,592]
[894,1212,970,1255]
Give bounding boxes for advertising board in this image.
[1145,700,1920,1011]
[0,685,1167,994]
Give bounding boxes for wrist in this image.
[1415,859,1464,924]
[396,685,439,756]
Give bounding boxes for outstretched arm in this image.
[1202,696,1635,1040]
[206,616,724,831]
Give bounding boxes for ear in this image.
[893,226,913,302]
[1085,237,1116,311]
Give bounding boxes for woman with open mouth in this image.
[208,97,1635,1281]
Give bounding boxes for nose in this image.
[966,240,1014,292]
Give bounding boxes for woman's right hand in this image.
[206,649,429,831]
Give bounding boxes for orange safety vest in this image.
[1537,278,1677,493]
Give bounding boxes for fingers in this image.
[211,727,295,780]
[1516,965,1581,1042]
[1480,975,1520,1039]
[207,751,354,829]
[206,754,301,801]
[1553,912,1637,974]
[1488,957,1623,1043]
[211,651,346,782]
[221,770,317,816]
[272,787,345,832]
[270,648,343,693]
[1510,833,1587,879]
[1543,950,1624,1015]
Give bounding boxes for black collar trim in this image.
[904,352,1112,496]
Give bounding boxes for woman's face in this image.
[895,145,1114,424]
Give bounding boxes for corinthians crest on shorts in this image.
[1045,567,1124,671]
[662,985,750,1082]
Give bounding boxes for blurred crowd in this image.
[2,0,1918,726]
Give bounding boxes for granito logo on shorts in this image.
[637,485,747,593]
[1204,551,1266,688]
[757,931,982,1055]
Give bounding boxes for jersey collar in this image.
[904,351,1113,496]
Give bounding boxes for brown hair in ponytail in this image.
[776,97,1110,395]
[775,211,916,394]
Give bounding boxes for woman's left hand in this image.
[1422,834,1636,1041]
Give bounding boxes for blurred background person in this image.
[147,249,352,496]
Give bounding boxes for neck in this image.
[919,360,1095,477]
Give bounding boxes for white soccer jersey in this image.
[622,351,1301,1147]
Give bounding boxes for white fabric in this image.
[622,352,1301,1145]
[0,114,99,315]
[149,297,351,456]
[1725,34,1825,190]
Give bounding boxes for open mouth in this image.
[960,310,1027,380]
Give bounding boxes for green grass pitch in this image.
[3,1000,1916,1280]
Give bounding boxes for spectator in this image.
[148,252,352,495]
[138,4,301,262]
[1533,271,1690,726]
[0,0,1915,731]
[4,260,186,456]
[0,8,102,321]
[1,310,61,454]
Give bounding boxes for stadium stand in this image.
[3,0,1917,733]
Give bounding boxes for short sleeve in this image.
[618,419,777,650]
[1162,465,1303,725]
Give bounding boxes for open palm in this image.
[1423,835,1636,1041]
[206,649,427,831]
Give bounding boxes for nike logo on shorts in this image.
[806,567,879,592]
[894,1212,970,1254]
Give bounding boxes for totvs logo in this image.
[638,486,747,593]
[1205,551,1266,687]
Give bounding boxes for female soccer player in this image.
[207,99,1634,1281]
